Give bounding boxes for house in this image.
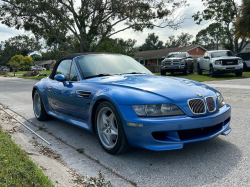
[33,60,56,70]
[134,45,207,66]
[240,43,250,53]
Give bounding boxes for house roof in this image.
[134,45,206,60]
[34,60,56,66]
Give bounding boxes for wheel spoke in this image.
[105,133,112,146]
[102,113,108,125]
[110,129,118,136]
[107,113,114,124]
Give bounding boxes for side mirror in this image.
[55,74,67,86]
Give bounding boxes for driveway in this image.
[0,76,250,186]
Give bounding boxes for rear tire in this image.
[33,91,50,121]
[95,101,130,155]
[161,70,166,76]
[197,64,202,75]
[189,64,194,73]
[243,62,248,72]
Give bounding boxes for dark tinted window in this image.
[70,63,78,81]
[56,60,71,81]
[243,54,250,60]
[77,54,152,77]
[211,51,235,58]
[167,53,187,58]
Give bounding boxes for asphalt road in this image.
[1,76,250,187]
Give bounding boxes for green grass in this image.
[22,76,47,80]
[155,71,250,82]
[0,127,53,186]
[4,70,52,80]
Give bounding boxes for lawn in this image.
[3,70,52,80]
[0,126,53,186]
[155,71,250,82]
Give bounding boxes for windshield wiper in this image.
[84,73,114,79]
[120,72,146,75]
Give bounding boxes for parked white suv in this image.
[197,50,243,77]
[31,66,46,71]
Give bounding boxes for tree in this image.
[192,0,249,53]
[0,35,41,65]
[235,0,250,40]
[193,23,224,50]
[139,33,165,51]
[165,32,193,48]
[94,38,137,56]
[30,54,42,61]
[0,0,187,53]
[7,55,33,76]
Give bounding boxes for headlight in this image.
[238,59,243,64]
[215,60,222,65]
[217,93,225,108]
[132,104,184,117]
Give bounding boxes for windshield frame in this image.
[75,54,153,79]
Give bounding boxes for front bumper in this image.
[161,65,185,71]
[213,64,243,73]
[118,104,231,151]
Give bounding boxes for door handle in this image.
[76,90,91,97]
[48,86,53,91]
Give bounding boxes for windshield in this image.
[167,53,187,58]
[77,54,152,78]
[211,51,235,58]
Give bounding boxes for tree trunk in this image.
[13,69,15,77]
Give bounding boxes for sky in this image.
[0,0,242,46]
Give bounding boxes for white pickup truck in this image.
[197,50,243,77]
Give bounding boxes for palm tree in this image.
[236,0,250,39]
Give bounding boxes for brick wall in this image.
[188,47,206,56]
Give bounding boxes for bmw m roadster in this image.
[32,53,231,154]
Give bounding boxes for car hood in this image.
[213,56,240,60]
[84,75,217,101]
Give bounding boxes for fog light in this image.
[127,122,143,127]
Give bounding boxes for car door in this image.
[203,53,210,70]
[46,59,76,116]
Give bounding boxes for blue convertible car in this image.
[32,53,231,154]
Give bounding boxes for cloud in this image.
[0,0,243,46]
[0,25,25,41]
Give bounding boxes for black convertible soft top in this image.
[49,52,121,79]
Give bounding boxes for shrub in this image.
[23,66,31,71]
[23,70,39,77]
[0,71,8,75]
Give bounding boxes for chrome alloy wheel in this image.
[97,107,118,149]
[33,92,41,118]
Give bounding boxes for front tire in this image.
[183,65,188,75]
[33,91,50,121]
[161,70,166,75]
[235,71,243,77]
[197,64,202,75]
[95,101,130,155]
[209,65,216,77]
